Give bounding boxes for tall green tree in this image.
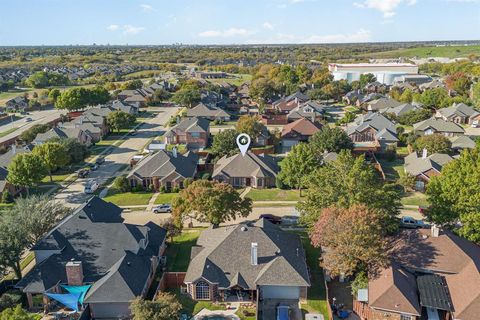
[297,150,401,232]
[7,153,47,195]
[49,137,89,164]
[107,110,136,132]
[89,86,110,105]
[413,134,452,155]
[426,148,480,243]
[32,142,69,182]
[211,129,239,158]
[309,126,353,155]
[55,87,90,111]
[172,180,251,227]
[278,143,319,195]
[171,87,201,107]
[0,220,27,279]
[359,73,376,88]
[19,124,50,143]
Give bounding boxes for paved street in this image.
[54,106,179,207]
[0,108,63,144]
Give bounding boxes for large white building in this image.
[328,63,419,85]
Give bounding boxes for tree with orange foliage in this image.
[309,205,387,277]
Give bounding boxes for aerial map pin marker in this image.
[236,133,251,156]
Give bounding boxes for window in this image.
[400,315,412,320]
[191,132,200,138]
[195,281,210,300]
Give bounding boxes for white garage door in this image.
[261,285,300,299]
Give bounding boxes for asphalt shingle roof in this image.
[213,152,279,179]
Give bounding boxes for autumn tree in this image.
[278,143,319,195]
[413,134,452,154]
[445,72,472,96]
[309,126,353,155]
[235,115,266,141]
[297,150,401,232]
[426,148,480,243]
[172,180,251,227]
[130,294,182,320]
[309,205,388,277]
[32,142,69,182]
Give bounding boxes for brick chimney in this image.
[66,260,83,286]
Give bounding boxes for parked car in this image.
[84,180,99,194]
[259,214,282,225]
[276,304,290,320]
[281,215,300,225]
[400,216,425,229]
[87,163,99,171]
[25,117,33,122]
[152,204,172,213]
[78,169,89,178]
[95,156,105,165]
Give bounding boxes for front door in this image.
[246,178,251,186]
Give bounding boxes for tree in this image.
[0,220,27,279]
[121,80,143,90]
[211,129,238,158]
[19,124,50,143]
[130,294,182,320]
[112,175,131,193]
[25,71,69,89]
[309,126,353,155]
[445,72,472,96]
[7,195,70,247]
[171,86,201,107]
[235,115,266,140]
[55,87,90,111]
[107,111,136,132]
[0,305,41,320]
[297,150,401,232]
[172,180,251,227]
[161,218,181,242]
[278,143,319,195]
[351,271,369,298]
[397,108,432,126]
[399,173,417,192]
[32,142,69,182]
[426,148,480,243]
[48,88,61,103]
[7,153,47,195]
[152,88,171,103]
[413,134,452,154]
[52,137,88,164]
[472,82,480,108]
[309,205,387,277]
[89,86,110,105]
[359,73,376,88]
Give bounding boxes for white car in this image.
[152,204,172,213]
[25,117,33,122]
[84,180,99,194]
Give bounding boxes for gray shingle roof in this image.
[381,103,421,117]
[413,118,465,134]
[184,219,310,289]
[165,117,210,137]
[187,103,230,118]
[404,152,454,176]
[127,150,198,179]
[213,152,279,179]
[437,103,480,119]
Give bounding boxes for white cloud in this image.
[263,22,275,30]
[107,24,119,31]
[354,0,417,18]
[245,29,372,44]
[140,4,155,12]
[198,28,253,38]
[123,25,146,35]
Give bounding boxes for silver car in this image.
[152,204,172,213]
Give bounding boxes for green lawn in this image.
[154,192,179,204]
[168,288,227,316]
[207,73,252,86]
[0,127,19,138]
[294,232,330,319]
[103,191,153,206]
[236,306,256,320]
[166,230,201,272]
[377,158,404,182]
[245,188,303,201]
[3,251,35,281]
[361,44,480,59]
[401,192,430,207]
[41,173,76,183]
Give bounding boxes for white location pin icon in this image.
[236,133,251,156]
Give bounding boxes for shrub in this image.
[172,186,180,193]
[201,173,211,180]
[148,184,154,192]
[112,176,131,193]
[160,186,167,193]
[0,291,23,312]
[1,190,13,204]
[351,271,369,298]
[276,178,285,189]
[183,178,193,188]
[132,185,143,193]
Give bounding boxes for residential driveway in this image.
[465,126,480,137]
[54,106,179,207]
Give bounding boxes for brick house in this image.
[164,117,210,150]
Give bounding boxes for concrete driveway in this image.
[54,106,179,207]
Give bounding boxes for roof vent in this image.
[241,226,247,232]
[127,261,131,266]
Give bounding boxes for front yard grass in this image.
[245,188,302,201]
[294,231,330,319]
[103,190,153,206]
[401,191,429,207]
[166,230,201,272]
[377,158,404,182]
[154,192,179,204]
[168,288,227,316]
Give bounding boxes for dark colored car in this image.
[96,156,105,165]
[259,214,282,224]
[87,163,99,171]
[78,169,89,178]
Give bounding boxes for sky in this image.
[0,0,479,45]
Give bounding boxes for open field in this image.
[207,73,252,86]
[362,44,480,59]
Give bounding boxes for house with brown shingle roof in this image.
[280,118,322,152]
[354,228,480,320]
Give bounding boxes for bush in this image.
[112,175,131,193]
[160,186,167,193]
[0,291,23,312]
[132,185,144,193]
[276,178,285,189]
[172,186,180,193]
[183,178,193,188]
[1,190,13,204]
[384,144,397,162]
[201,173,211,180]
[148,184,155,192]
[351,271,369,298]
